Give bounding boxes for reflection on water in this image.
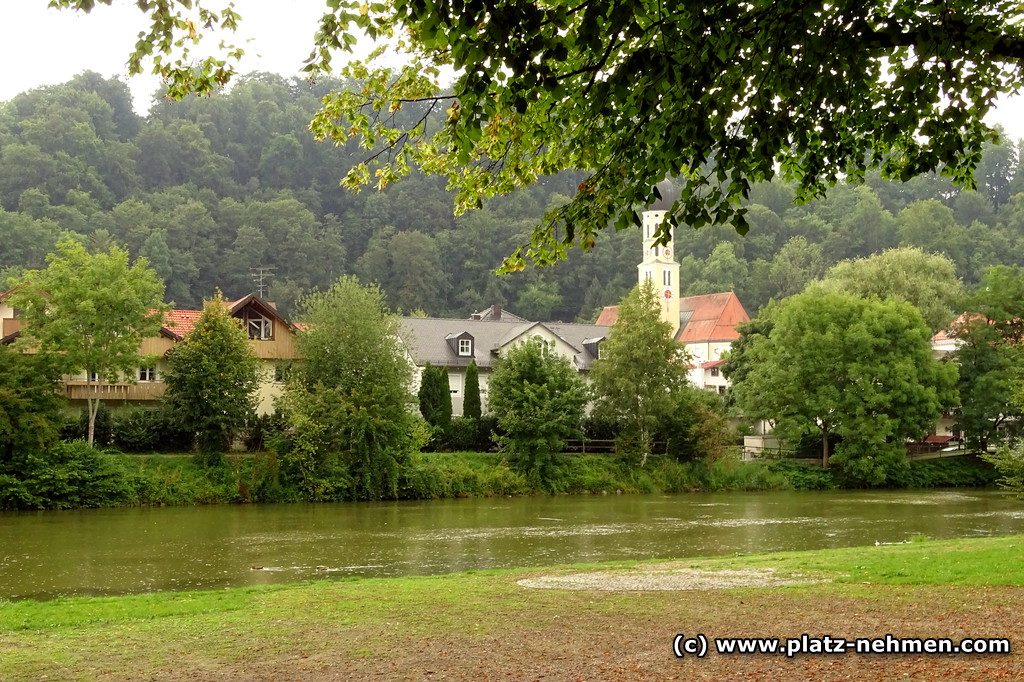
[0,489,1021,600]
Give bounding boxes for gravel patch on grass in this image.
[517,566,827,591]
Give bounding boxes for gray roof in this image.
[398,316,611,370]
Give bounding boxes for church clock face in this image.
[664,289,672,299]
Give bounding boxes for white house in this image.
[398,305,610,416]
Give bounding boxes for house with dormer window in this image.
[1,290,300,415]
[398,304,610,416]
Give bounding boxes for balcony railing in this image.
[64,381,166,402]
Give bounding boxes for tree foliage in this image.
[279,276,416,500]
[818,247,964,332]
[162,294,260,456]
[10,238,166,446]
[589,282,691,464]
[732,289,957,484]
[463,360,482,420]
[0,346,64,462]
[952,266,1024,450]
[417,363,452,427]
[2,73,1024,325]
[56,0,1024,268]
[487,338,588,485]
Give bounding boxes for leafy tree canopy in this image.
[732,289,957,484]
[54,0,1024,269]
[487,338,588,484]
[280,276,416,499]
[817,247,964,332]
[0,346,64,462]
[589,281,690,464]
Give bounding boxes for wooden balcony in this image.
[64,381,166,402]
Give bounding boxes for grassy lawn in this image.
[1,535,1022,680]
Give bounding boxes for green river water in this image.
[1,489,1022,600]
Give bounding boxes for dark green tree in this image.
[463,360,482,420]
[732,289,958,484]
[589,282,691,465]
[953,266,1024,450]
[417,364,452,427]
[162,294,260,457]
[0,346,64,462]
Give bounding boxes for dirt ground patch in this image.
[517,566,826,591]
[223,584,1023,681]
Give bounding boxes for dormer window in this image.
[458,338,473,356]
[598,344,607,360]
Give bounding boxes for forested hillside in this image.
[2,72,1023,321]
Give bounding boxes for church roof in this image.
[675,292,750,343]
[595,291,750,344]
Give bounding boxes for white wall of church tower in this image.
[638,210,681,336]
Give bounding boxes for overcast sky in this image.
[2,1,1022,142]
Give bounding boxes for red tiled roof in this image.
[701,359,726,370]
[596,291,749,343]
[932,312,983,343]
[676,292,750,343]
[595,305,619,326]
[162,309,203,338]
[923,434,955,444]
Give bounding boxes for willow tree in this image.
[54,0,1024,267]
[11,239,166,447]
[280,276,415,500]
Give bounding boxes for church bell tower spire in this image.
[638,210,681,337]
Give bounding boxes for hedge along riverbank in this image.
[0,445,999,511]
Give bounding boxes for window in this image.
[88,372,100,383]
[458,338,473,356]
[597,344,606,360]
[663,270,672,286]
[644,271,652,282]
[248,317,272,340]
[138,366,157,382]
[718,386,727,396]
[240,306,273,340]
[709,367,719,377]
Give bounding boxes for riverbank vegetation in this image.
[0,445,997,511]
[1,535,1021,680]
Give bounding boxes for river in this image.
[1,489,1022,600]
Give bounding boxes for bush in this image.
[765,459,837,490]
[61,406,115,447]
[242,412,285,452]
[901,456,999,488]
[111,407,194,453]
[476,415,500,451]
[582,413,619,440]
[0,441,132,510]
[437,417,479,451]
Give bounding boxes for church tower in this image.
[638,210,681,337]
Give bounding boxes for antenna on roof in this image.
[250,266,276,298]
